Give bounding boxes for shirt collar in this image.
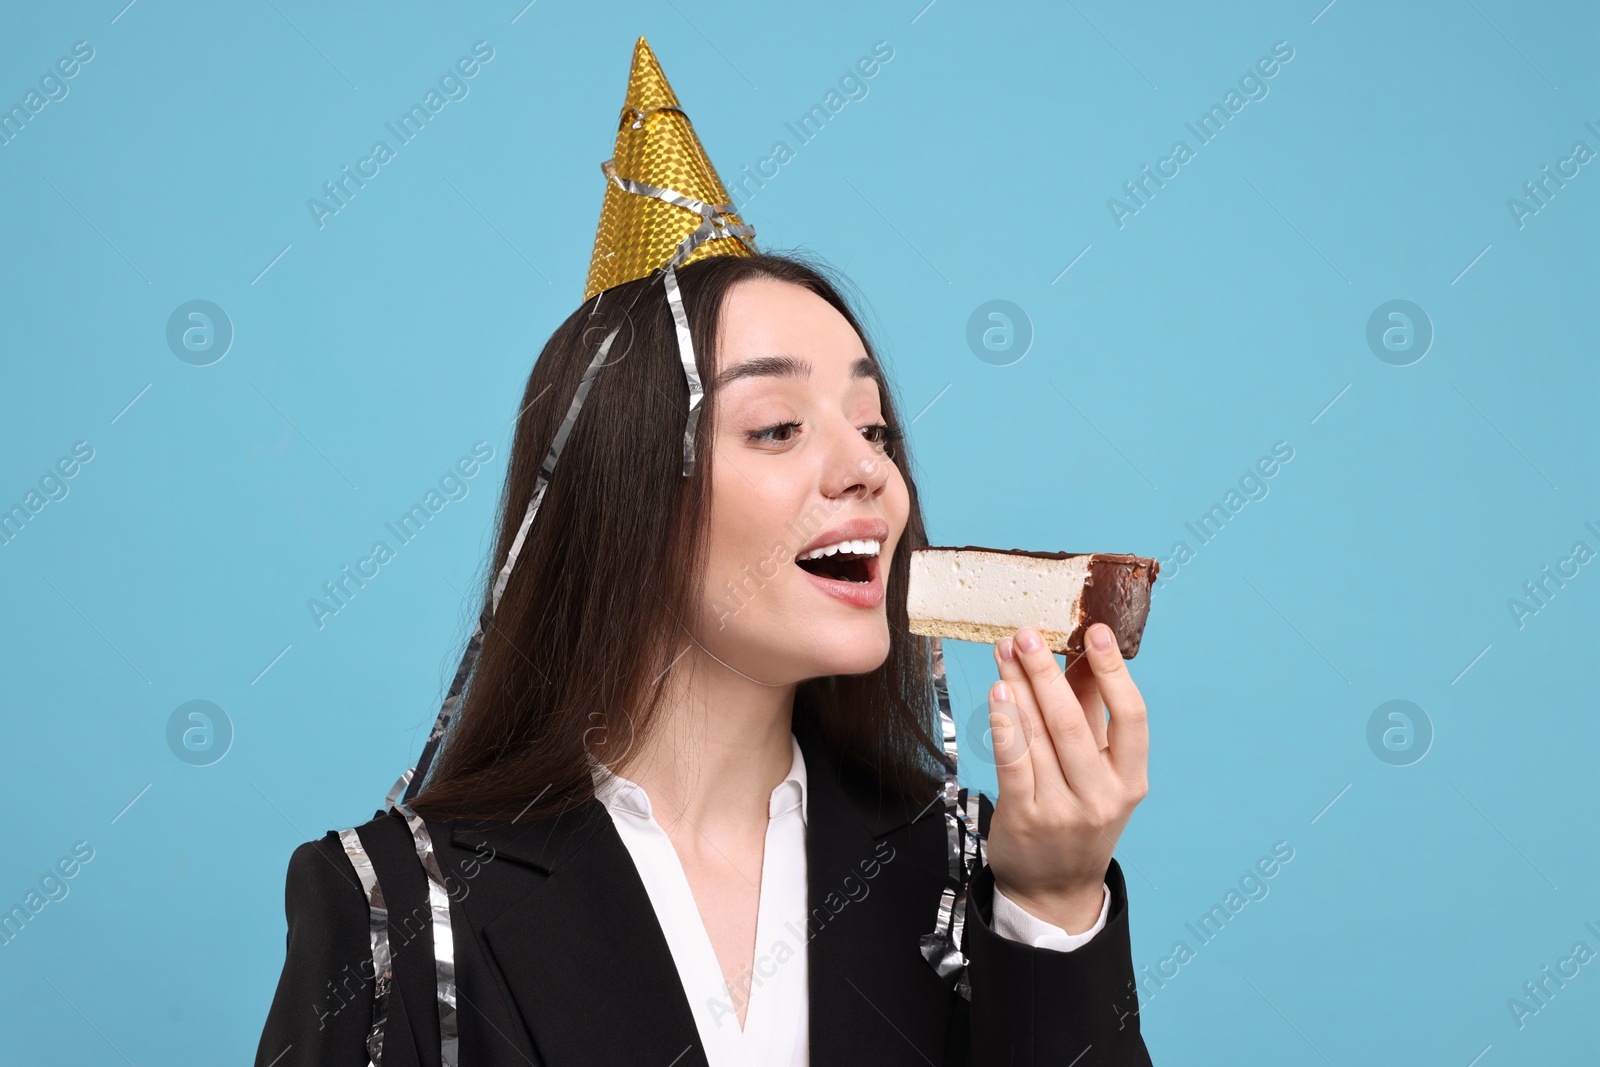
[588,731,808,827]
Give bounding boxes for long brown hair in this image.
[408,251,949,823]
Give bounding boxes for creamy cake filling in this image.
[907,549,1091,630]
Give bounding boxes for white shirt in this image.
[589,732,1111,1067]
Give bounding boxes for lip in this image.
[795,516,890,610]
[798,550,885,608]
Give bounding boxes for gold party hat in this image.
[583,37,755,301]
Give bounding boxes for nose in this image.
[820,416,893,501]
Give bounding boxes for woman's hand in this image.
[983,623,1150,933]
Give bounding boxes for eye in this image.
[749,419,803,445]
[861,422,903,454]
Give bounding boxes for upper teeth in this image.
[799,538,881,561]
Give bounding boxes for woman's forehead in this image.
[715,278,867,375]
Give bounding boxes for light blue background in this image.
[3,1,1595,1063]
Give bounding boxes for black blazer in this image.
[254,714,1154,1066]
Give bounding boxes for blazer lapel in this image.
[459,803,712,1067]
[796,717,955,1066]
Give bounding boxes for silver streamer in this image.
[623,103,685,129]
[661,262,702,476]
[340,829,393,1067]
[373,321,624,1064]
[340,321,625,1066]
[599,160,755,477]
[599,160,758,263]
[389,158,747,809]
[918,636,986,1001]
[346,121,781,1064]
[385,321,624,812]
[397,804,461,1066]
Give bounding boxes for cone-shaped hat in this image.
[583,38,754,301]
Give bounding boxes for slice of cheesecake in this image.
[907,546,1159,657]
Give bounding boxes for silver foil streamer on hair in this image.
[343,322,624,1065]
[386,166,750,811]
[600,160,755,477]
[919,636,987,1001]
[340,828,393,1067]
[385,320,625,812]
[660,262,702,476]
[347,150,768,1066]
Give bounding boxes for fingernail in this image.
[998,637,1015,662]
[1015,629,1043,654]
[993,680,1013,704]
[1090,623,1112,652]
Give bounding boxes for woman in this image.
[253,250,1154,1066]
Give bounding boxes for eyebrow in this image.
[710,355,877,392]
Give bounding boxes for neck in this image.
[607,639,798,840]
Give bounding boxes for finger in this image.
[1011,627,1113,797]
[994,638,1064,803]
[1064,652,1108,749]
[1084,623,1149,788]
[987,679,1034,802]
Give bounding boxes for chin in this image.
[792,617,893,678]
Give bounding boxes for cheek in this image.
[706,466,802,575]
[885,467,912,537]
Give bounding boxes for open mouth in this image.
[795,540,879,585]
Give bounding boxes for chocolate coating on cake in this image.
[1078,554,1159,657]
